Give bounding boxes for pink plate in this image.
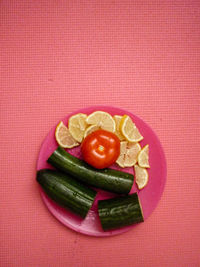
[36,106,167,236]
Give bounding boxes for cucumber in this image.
[47,146,134,194]
[98,193,144,231]
[36,169,97,218]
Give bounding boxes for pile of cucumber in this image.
[37,146,144,231]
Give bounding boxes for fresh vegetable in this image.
[36,169,97,218]
[53,110,150,190]
[47,146,134,194]
[98,193,144,231]
[81,129,120,169]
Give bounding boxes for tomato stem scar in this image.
[98,145,104,152]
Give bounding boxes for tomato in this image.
[81,129,120,169]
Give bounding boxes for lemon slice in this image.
[55,121,79,148]
[134,164,149,189]
[138,144,150,168]
[68,113,88,142]
[120,115,143,142]
[124,142,141,167]
[86,111,116,133]
[116,141,127,168]
[116,141,141,167]
[113,115,125,141]
[84,124,100,138]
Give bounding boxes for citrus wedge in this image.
[113,115,125,141]
[86,111,116,133]
[116,141,141,167]
[134,164,149,189]
[120,115,143,142]
[84,124,100,138]
[55,121,79,148]
[68,113,88,142]
[138,144,150,168]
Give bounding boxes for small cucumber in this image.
[36,169,97,218]
[47,147,134,194]
[98,193,144,231]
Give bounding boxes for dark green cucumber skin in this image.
[36,169,97,218]
[47,147,134,194]
[98,193,144,231]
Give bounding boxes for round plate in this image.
[37,106,167,236]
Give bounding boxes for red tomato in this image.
[81,129,120,169]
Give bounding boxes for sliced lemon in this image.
[124,142,141,167]
[55,121,79,148]
[113,115,125,141]
[116,141,141,168]
[86,111,116,133]
[84,124,100,138]
[134,164,149,189]
[116,141,127,168]
[138,144,150,168]
[68,113,88,142]
[120,115,143,143]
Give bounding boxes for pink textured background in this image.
[0,0,199,266]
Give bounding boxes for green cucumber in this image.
[98,193,144,231]
[36,169,97,218]
[47,146,134,194]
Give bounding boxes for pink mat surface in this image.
[1,1,199,266]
